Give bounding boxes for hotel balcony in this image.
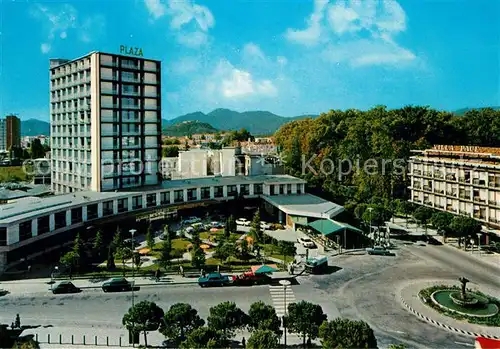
[446,191,457,197]
[423,200,433,206]
[446,174,457,181]
[435,189,445,194]
[413,170,422,176]
[423,186,432,191]
[434,173,444,179]
[488,200,500,207]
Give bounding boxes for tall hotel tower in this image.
[49,52,162,193]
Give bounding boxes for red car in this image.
[233,272,271,286]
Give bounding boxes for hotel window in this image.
[0,228,6,246]
[214,186,223,198]
[297,184,302,194]
[38,216,50,235]
[187,188,197,201]
[161,192,170,205]
[118,198,128,213]
[227,185,237,197]
[240,184,250,195]
[147,193,157,207]
[87,204,98,220]
[201,187,211,199]
[287,184,292,193]
[270,185,276,195]
[103,200,114,216]
[132,195,143,210]
[254,184,263,195]
[174,190,184,203]
[71,207,83,225]
[54,211,67,229]
[279,184,285,195]
[19,221,33,241]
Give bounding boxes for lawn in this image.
[199,230,241,243]
[0,166,32,182]
[262,243,294,263]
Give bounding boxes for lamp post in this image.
[279,280,291,348]
[129,229,137,347]
[476,233,482,256]
[367,207,374,246]
[50,266,58,291]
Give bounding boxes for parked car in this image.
[260,221,271,230]
[198,273,232,287]
[52,281,81,294]
[123,238,138,248]
[366,246,392,255]
[233,272,271,286]
[185,226,195,233]
[236,218,251,226]
[211,221,224,228]
[191,223,205,232]
[298,236,316,248]
[183,216,201,224]
[102,278,133,292]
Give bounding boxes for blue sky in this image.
[0,0,498,121]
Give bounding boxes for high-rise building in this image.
[408,145,500,231]
[0,115,21,151]
[49,51,162,193]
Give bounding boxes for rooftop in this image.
[308,219,363,236]
[0,175,305,224]
[261,194,344,219]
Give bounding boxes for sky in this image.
[0,0,499,121]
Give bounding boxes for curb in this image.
[400,296,500,340]
[77,281,198,289]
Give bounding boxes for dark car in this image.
[102,277,133,292]
[198,273,232,287]
[52,281,81,294]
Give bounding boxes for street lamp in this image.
[367,207,374,246]
[279,280,291,348]
[50,266,58,291]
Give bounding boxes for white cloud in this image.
[170,56,201,75]
[145,0,214,48]
[41,43,51,54]
[31,4,105,53]
[243,43,265,61]
[285,0,329,46]
[277,56,288,66]
[286,0,415,67]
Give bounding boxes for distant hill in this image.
[21,119,50,136]
[453,106,500,116]
[163,108,318,135]
[163,120,218,137]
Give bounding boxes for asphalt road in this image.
[1,242,497,348]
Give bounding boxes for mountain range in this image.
[163,121,218,137]
[162,108,317,135]
[18,107,498,137]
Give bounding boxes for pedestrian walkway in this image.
[269,285,296,317]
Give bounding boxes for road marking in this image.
[269,285,296,318]
[454,342,474,347]
[386,330,406,334]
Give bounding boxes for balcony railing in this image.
[488,200,499,207]
[413,170,422,175]
[423,186,432,191]
[435,189,445,194]
[446,174,456,181]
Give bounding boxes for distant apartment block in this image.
[50,51,162,194]
[0,115,21,151]
[21,135,50,149]
[408,145,500,230]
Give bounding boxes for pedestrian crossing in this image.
[269,285,296,318]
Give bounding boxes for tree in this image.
[122,300,164,347]
[59,251,79,273]
[239,238,250,260]
[146,224,155,249]
[207,301,249,341]
[248,301,281,335]
[162,146,179,158]
[180,327,223,349]
[112,226,123,250]
[184,139,190,151]
[214,242,234,264]
[226,215,237,235]
[247,329,280,349]
[72,233,83,258]
[319,318,378,349]
[224,218,231,240]
[159,239,172,271]
[132,252,142,271]
[116,246,133,274]
[399,201,414,227]
[12,338,41,349]
[413,206,434,234]
[284,301,327,348]
[430,212,454,238]
[388,344,407,349]
[250,210,262,243]
[191,246,205,269]
[106,245,115,270]
[30,139,45,159]
[92,231,103,257]
[161,303,205,344]
[278,241,296,263]
[449,215,481,248]
[361,205,391,243]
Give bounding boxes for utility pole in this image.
[279,280,291,348]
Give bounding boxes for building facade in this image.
[409,145,500,229]
[50,52,162,194]
[0,175,307,272]
[0,115,21,151]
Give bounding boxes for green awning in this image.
[308,219,363,237]
[253,265,278,274]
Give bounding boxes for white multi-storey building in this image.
[409,145,500,231]
[49,51,162,194]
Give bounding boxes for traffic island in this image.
[419,279,500,327]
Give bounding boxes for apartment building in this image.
[0,115,21,151]
[49,52,162,193]
[409,145,500,229]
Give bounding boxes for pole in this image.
[129,229,136,348]
[284,284,287,349]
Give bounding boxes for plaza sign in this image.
[120,45,143,57]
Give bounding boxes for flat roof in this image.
[262,194,344,219]
[0,175,305,224]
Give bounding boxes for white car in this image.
[236,218,250,226]
[211,221,224,228]
[183,216,201,225]
[298,237,316,248]
[260,221,271,230]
